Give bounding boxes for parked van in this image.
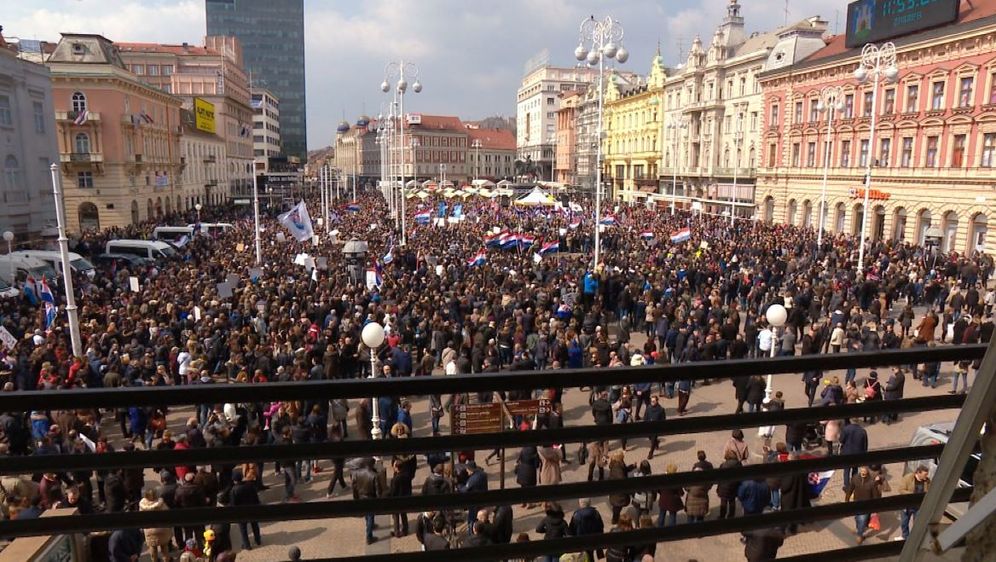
[0,277,19,299]
[905,421,983,520]
[0,255,59,284]
[190,223,234,236]
[11,250,96,279]
[104,240,177,261]
[152,226,195,244]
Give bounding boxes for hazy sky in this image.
[7,0,847,150]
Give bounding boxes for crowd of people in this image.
[0,186,991,561]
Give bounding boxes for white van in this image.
[104,240,177,262]
[0,255,59,284]
[152,226,195,244]
[11,250,96,279]
[190,222,233,236]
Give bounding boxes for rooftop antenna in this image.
[834,9,840,34]
[676,36,686,62]
[784,0,790,26]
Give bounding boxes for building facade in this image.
[516,65,599,180]
[179,109,226,207]
[0,33,59,239]
[117,37,254,202]
[554,89,582,185]
[466,126,515,181]
[575,86,600,192]
[334,116,378,191]
[658,1,827,214]
[405,114,469,183]
[603,61,662,200]
[45,34,183,232]
[206,0,307,161]
[756,0,996,256]
[251,87,280,172]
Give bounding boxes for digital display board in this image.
[845,0,960,48]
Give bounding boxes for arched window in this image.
[71,92,87,113]
[3,156,20,192]
[74,133,90,154]
[78,202,99,231]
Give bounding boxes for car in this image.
[92,253,154,271]
[904,421,983,521]
[104,239,177,262]
[10,250,96,280]
[0,277,20,299]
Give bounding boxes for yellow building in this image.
[602,53,667,201]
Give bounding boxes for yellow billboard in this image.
[194,98,215,134]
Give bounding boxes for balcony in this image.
[714,167,756,179]
[204,179,219,187]
[56,111,101,124]
[59,152,103,164]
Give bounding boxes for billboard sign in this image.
[845,0,960,48]
[194,98,216,134]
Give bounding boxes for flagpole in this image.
[252,163,262,265]
[49,163,82,358]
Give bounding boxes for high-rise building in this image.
[206,0,306,162]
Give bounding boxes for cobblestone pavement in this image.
[133,307,975,561]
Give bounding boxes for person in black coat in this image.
[103,469,127,513]
[229,470,262,550]
[490,504,514,544]
[784,421,807,453]
[839,421,868,489]
[390,450,417,538]
[745,376,766,413]
[569,498,605,561]
[883,367,906,423]
[802,370,822,407]
[643,395,666,459]
[733,376,751,414]
[744,526,785,561]
[779,453,812,534]
[717,450,743,519]
[514,445,540,502]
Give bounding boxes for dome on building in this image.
[336,120,350,133]
[356,115,371,127]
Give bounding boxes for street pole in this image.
[48,163,82,358]
[320,165,326,231]
[730,108,742,227]
[817,86,843,248]
[854,42,898,274]
[382,61,420,246]
[252,164,261,264]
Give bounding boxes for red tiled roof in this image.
[806,0,996,62]
[116,42,218,57]
[411,115,465,131]
[466,127,515,151]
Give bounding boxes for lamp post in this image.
[194,203,202,223]
[410,137,420,191]
[574,14,628,268]
[48,163,82,358]
[2,231,13,282]
[666,114,688,215]
[816,85,844,248]
[730,106,744,226]
[853,41,898,273]
[546,135,557,183]
[471,139,482,181]
[361,322,386,440]
[382,60,421,247]
[764,303,787,400]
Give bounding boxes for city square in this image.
[0,1,995,562]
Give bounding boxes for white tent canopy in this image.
[471,179,496,188]
[513,186,557,207]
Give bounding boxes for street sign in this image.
[504,398,552,418]
[451,403,502,435]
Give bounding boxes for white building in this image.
[0,32,59,240]
[251,87,280,172]
[659,0,827,216]
[180,109,226,207]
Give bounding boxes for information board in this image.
[451,403,502,435]
[845,0,959,48]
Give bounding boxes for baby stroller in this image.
[801,422,825,450]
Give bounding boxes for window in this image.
[841,140,851,167]
[768,143,777,166]
[546,97,555,106]
[901,137,913,167]
[990,73,996,104]
[844,94,854,118]
[809,99,819,122]
[931,81,945,110]
[791,143,800,166]
[32,101,45,133]
[0,95,11,126]
[77,171,94,188]
[751,111,758,131]
[983,133,996,167]
[859,139,870,166]
[71,91,87,113]
[131,64,145,75]
[794,101,803,123]
[883,89,895,114]
[880,138,891,166]
[806,142,816,167]
[162,65,173,76]
[770,103,780,126]
[74,133,90,153]
[926,136,938,167]
[4,156,20,192]
[162,84,172,94]
[863,91,873,117]
[952,134,966,167]
[959,76,974,107]
[906,84,919,113]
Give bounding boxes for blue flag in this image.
[438,202,448,218]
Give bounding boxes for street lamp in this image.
[48,163,82,358]
[2,231,13,282]
[730,106,745,226]
[195,203,202,223]
[471,139,482,181]
[546,135,557,183]
[764,303,787,400]
[574,14,628,268]
[666,114,689,215]
[816,85,845,248]
[361,321,386,440]
[853,41,898,273]
[410,137,420,189]
[381,60,421,247]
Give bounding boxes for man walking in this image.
[898,466,930,540]
[843,466,884,544]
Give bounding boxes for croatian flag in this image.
[539,240,560,255]
[640,231,655,240]
[73,110,89,125]
[44,302,57,329]
[346,202,361,212]
[39,279,55,305]
[569,217,582,229]
[500,233,520,249]
[414,210,431,224]
[670,227,691,244]
[599,215,617,226]
[519,234,536,248]
[466,250,487,267]
[23,275,38,306]
[808,470,835,498]
[484,231,507,247]
[382,246,394,265]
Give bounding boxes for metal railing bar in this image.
[0,346,981,411]
[0,396,965,474]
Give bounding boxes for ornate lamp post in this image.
[471,139,482,181]
[816,85,844,248]
[48,164,82,357]
[381,60,421,247]
[361,322,386,440]
[573,14,628,268]
[853,42,898,273]
[764,303,787,400]
[666,114,688,215]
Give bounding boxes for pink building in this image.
[555,90,583,185]
[757,0,996,255]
